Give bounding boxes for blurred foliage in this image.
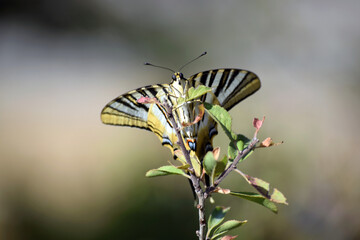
[0,0,107,30]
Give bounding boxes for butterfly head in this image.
[172,72,186,82]
[170,72,189,95]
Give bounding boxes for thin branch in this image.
[162,101,206,240]
[215,137,258,185]
[205,137,259,196]
[196,194,206,239]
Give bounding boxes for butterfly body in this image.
[101,68,260,161]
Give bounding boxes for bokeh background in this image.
[1,0,359,239]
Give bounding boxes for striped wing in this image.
[188,69,261,158]
[189,69,261,110]
[101,84,178,152]
[101,69,260,161]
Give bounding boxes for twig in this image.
[205,137,259,196]
[162,101,206,240]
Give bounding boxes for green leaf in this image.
[236,172,289,206]
[211,220,247,239]
[230,191,278,213]
[203,151,217,184]
[206,206,230,239]
[236,134,250,146]
[174,150,187,165]
[145,166,190,179]
[204,102,235,141]
[145,169,169,177]
[228,134,250,161]
[190,151,202,177]
[227,142,237,162]
[187,85,212,102]
[175,150,201,177]
[236,140,244,152]
[246,176,270,197]
[204,152,228,184]
[241,149,254,162]
[270,188,288,205]
[228,141,253,163]
[177,164,191,170]
[214,155,228,177]
[177,97,185,106]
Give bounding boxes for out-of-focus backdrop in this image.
[0,1,359,239]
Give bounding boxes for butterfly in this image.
[101,67,261,162]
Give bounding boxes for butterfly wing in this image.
[189,68,261,110]
[188,69,261,159]
[101,84,178,153]
[101,69,260,160]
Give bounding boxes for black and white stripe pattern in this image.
[101,68,260,161]
[189,69,260,110]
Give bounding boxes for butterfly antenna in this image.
[144,62,175,73]
[178,51,207,72]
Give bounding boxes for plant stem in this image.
[209,137,259,193]
[162,102,206,240]
[196,191,206,240]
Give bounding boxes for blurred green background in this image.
[1,0,359,239]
